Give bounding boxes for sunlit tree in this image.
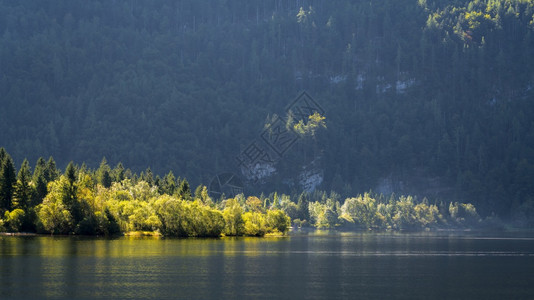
[222,198,244,236]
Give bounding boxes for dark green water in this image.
[1,231,534,299]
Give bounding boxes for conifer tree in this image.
[0,152,16,211]
[161,171,176,195]
[0,148,6,163]
[297,191,310,221]
[62,162,82,224]
[143,167,154,186]
[97,158,112,188]
[32,157,48,205]
[112,162,125,182]
[13,159,33,210]
[45,157,59,182]
[65,161,76,186]
[178,178,192,201]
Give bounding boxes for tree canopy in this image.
[1,0,534,219]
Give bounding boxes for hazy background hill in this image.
[1,0,534,218]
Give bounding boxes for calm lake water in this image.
[1,231,534,299]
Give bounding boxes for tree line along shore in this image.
[0,148,488,237]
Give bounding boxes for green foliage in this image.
[13,159,33,210]
[337,193,481,230]
[222,198,245,236]
[65,162,76,186]
[37,179,74,234]
[111,163,126,183]
[4,209,25,232]
[152,195,185,236]
[76,210,120,236]
[161,171,177,195]
[341,194,381,229]
[245,196,263,212]
[152,195,225,237]
[414,201,439,227]
[393,196,418,230]
[266,210,291,234]
[0,146,491,235]
[0,152,16,211]
[97,158,112,188]
[449,202,481,226]
[242,212,267,236]
[32,157,49,206]
[293,113,327,137]
[45,158,59,182]
[1,152,490,237]
[281,197,299,221]
[309,199,340,228]
[296,192,310,222]
[1,0,534,220]
[177,179,192,201]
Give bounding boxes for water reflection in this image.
[1,232,534,299]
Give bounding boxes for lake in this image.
[1,231,534,299]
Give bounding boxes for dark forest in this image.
[1,0,534,228]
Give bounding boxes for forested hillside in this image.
[1,0,534,219]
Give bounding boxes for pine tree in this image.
[33,157,46,183]
[0,148,6,163]
[296,191,310,221]
[45,157,59,182]
[65,161,77,186]
[112,162,125,182]
[61,162,82,224]
[178,178,192,201]
[154,175,161,190]
[13,159,33,210]
[194,185,203,201]
[161,171,176,195]
[0,153,16,211]
[97,158,112,188]
[32,157,48,206]
[143,167,154,186]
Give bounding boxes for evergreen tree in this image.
[61,162,80,224]
[0,148,6,163]
[13,159,33,210]
[161,171,176,195]
[143,167,154,186]
[0,153,16,211]
[65,161,77,186]
[45,157,59,182]
[32,157,46,183]
[178,178,192,201]
[296,191,310,221]
[97,158,112,188]
[32,157,48,206]
[154,175,161,190]
[194,185,203,201]
[101,170,112,188]
[112,162,125,182]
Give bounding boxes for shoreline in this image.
[2,227,533,238]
